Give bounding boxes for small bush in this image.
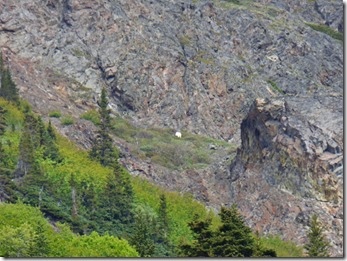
[49,111,62,118]
[61,116,74,126]
[80,109,100,125]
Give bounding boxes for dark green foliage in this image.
[304,214,330,257]
[0,105,7,135]
[17,115,40,179]
[0,54,19,105]
[41,120,60,162]
[92,166,134,236]
[47,120,56,140]
[179,214,214,257]
[152,194,173,257]
[253,231,277,257]
[89,87,118,167]
[0,168,18,203]
[211,205,255,257]
[158,194,169,241]
[179,205,276,257]
[129,205,156,257]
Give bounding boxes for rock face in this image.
[0,0,343,256]
[0,0,343,143]
[229,96,343,256]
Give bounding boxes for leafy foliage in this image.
[0,203,139,257]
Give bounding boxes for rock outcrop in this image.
[0,0,343,144]
[229,96,343,256]
[0,0,343,256]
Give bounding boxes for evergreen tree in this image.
[47,120,56,140]
[252,231,277,257]
[17,119,40,178]
[179,214,214,257]
[0,106,7,135]
[0,168,18,203]
[0,64,19,104]
[93,166,134,236]
[42,120,60,162]
[129,205,156,257]
[153,194,173,257]
[29,219,50,257]
[89,87,117,167]
[17,113,47,207]
[304,214,330,257]
[210,205,255,257]
[158,194,169,240]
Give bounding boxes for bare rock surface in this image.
[0,0,343,256]
[229,97,343,256]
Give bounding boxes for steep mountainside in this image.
[0,0,343,256]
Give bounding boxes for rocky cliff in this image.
[0,0,343,256]
[229,96,343,256]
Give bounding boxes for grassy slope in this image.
[1,99,303,257]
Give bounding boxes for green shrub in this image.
[305,22,343,41]
[80,109,100,125]
[61,116,74,126]
[260,235,303,257]
[49,111,62,118]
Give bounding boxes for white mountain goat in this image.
[175,131,182,138]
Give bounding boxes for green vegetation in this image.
[80,109,100,125]
[261,235,304,257]
[179,205,276,257]
[0,61,304,257]
[48,110,62,118]
[0,203,139,257]
[112,116,235,170]
[305,22,343,42]
[267,79,285,95]
[0,54,19,105]
[60,116,74,126]
[304,214,330,257]
[89,88,118,167]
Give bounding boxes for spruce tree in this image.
[89,87,117,167]
[158,194,169,241]
[0,106,7,135]
[93,166,134,236]
[179,214,214,257]
[210,205,255,257]
[47,120,56,140]
[0,66,19,104]
[304,214,330,257]
[129,205,156,257]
